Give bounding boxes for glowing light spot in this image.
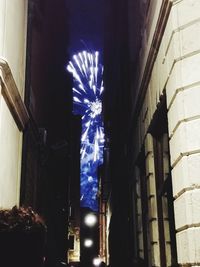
[84,213,97,227]
[90,99,102,117]
[88,176,93,182]
[84,239,93,248]
[93,258,102,266]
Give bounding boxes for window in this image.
[153,133,177,267]
[150,98,178,267]
[135,148,150,267]
[69,235,75,250]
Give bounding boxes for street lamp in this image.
[84,213,97,227]
[84,238,93,248]
[93,257,102,266]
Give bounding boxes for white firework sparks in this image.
[67,50,104,211]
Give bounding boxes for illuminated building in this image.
[1,1,200,267]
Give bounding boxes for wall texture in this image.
[0,0,28,208]
[133,0,200,265]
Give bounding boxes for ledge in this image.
[0,57,29,131]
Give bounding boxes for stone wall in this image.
[167,0,200,265]
[0,0,28,208]
[133,0,200,265]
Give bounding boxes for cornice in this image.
[0,57,29,131]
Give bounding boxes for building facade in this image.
[0,0,28,209]
[103,0,200,266]
[0,1,72,266]
[132,0,200,266]
[1,0,200,267]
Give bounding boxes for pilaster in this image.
[166,0,200,265]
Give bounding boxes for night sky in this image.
[66,0,105,211]
[67,0,104,54]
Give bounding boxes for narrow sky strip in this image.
[67,50,104,211]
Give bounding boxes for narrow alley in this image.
[0,1,200,267]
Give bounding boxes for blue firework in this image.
[67,50,104,211]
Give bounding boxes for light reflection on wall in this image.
[67,51,104,211]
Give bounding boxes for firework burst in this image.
[67,50,104,211]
